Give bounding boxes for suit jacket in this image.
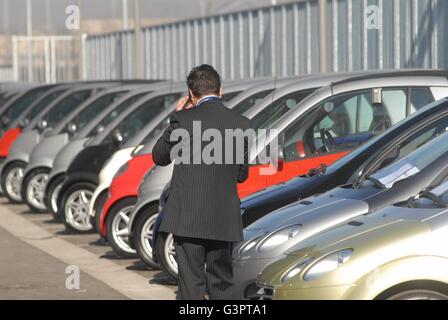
[152,99,251,242]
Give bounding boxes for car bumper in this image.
[233,257,276,299]
[257,284,355,300]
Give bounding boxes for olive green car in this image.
[256,181,448,300]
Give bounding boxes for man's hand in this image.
[176,96,193,111]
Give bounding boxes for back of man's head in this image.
[186,64,221,98]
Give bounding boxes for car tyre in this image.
[22,167,50,213]
[387,289,448,300]
[155,232,178,283]
[134,204,160,269]
[61,182,95,233]
[45,175,66,220]
[2,161,26,203]
[93,189,109,234]
[105,197,138,259]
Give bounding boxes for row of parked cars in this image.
[1,69,448,300]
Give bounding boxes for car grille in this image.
[252,284,275,300]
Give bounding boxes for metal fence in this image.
[84,0,448,80]
[0,65,13,81]
[11,35,79,83]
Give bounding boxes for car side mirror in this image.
[67,122,77,135]
[1,114,10,126]
[37,119,48,131]
[263,131,285,171]
[112,129,123,145]
[18,118,29,128]
[95,124,105,134]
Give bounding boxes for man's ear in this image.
[188,89,194,99]
[219,87,223,98]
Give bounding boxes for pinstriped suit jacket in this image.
[152,100,251,242]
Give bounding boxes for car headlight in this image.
[281,257,314,283]
[303,249,353,281]
[238,233,265,255]
[257,225,300,253]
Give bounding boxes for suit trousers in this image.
[174,235,234,300]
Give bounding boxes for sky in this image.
[0,0,294,35]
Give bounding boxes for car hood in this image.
[259,206,447,288]
[245,195,369,237]
[286,205,448,257]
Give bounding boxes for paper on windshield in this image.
[377,163,420,189]
[430,180,448,197]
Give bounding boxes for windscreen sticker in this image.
[430,180,448,197]
[377,163,420,189]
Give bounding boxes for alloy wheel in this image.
[26,172,49,211]
[140,213,158,261]
[5,167,24,202]
[111,205,137,255]
[64,189,93,231]
[164,233,178,276]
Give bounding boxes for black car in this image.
[240,96,448,226]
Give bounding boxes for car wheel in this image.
[46,175,65,220]
[387,289,448,300]
[105,197,138,258]
[23,168,50,213]
[61,182,95,233]
[2,161,26,203]
[134,204,160,269]
[155,232,178,282]
[93,189,109,234]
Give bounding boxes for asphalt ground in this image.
[0,198,176,300]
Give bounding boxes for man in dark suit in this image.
[152,65,251,300]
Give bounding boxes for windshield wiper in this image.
[306,164,327,177]
[409,189,448,208]
[354,174,386,189]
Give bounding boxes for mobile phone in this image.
[181,93,192,110]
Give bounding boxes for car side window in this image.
[381,89,407,125]
[410,87,433,113]
[282,91,374,161]
[251,89,316,130]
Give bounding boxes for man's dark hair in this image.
[186,64,221,97]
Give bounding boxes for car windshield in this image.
[222,91,241,102]
[231,89,274,115]
[89,92,149,135]
[106,93,180,144]
[42,89,93,128]
[366,131,448,188]
[70,91,127,130]
[24,89,67,123]
[2,87,49,125]
[252,88,317,130]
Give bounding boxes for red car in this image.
[99,148,154,257]
[0,127,21,158]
